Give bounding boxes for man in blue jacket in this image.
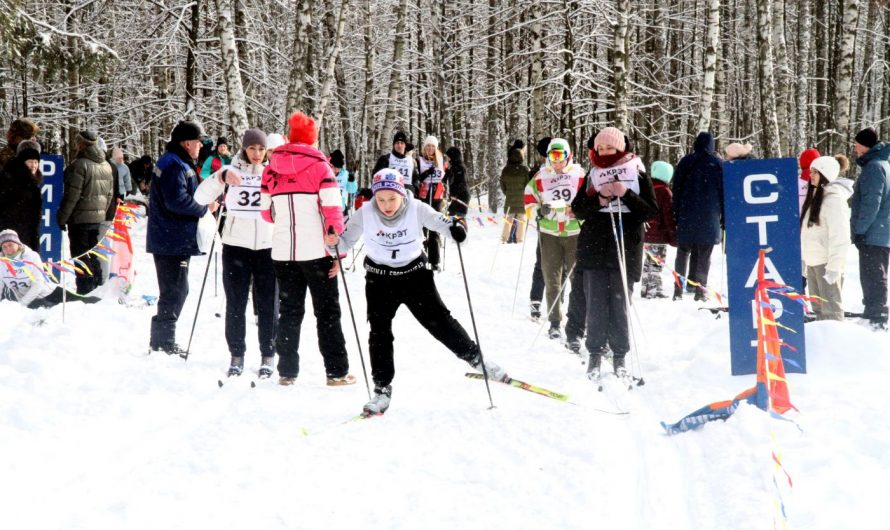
[671,131,724,302]
[850,128,890,330]
[147,121,218,355]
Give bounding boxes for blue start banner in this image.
[723,158,806,375]
[39,154,65,264]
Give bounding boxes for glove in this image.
[824,270,840,285]
[449,217,467,243]
[539,204,552,217]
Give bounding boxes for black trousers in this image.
[565,267,587,341]
[584,268,630,358]
[530,242,545,302]
[150,254,191,349]
[424,199,445,268]
[68,223,103,295]
[366,267,477,387]
[27,287,101,309]
[222,245,278,358]
[858,243,889,324]
[273,258,349,379]
[674,243,714,294]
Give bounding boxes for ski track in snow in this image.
[1,213,889,530]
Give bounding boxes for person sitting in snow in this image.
[325,169,509,416]
[0,229,101,308]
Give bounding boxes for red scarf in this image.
[590,150,634,169]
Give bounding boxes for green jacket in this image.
[500,149,530,213]
[57,144,114,226]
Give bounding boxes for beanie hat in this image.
[287,112,318,145]
[171,121,203,143]
[854,127,878,149]
[547,138,572,159]
[6,118,39,144]
[798,148,820,182]
[594,127,626,152]
[0,229,22,248]
[15,140,41,162]
[650,161,674,183]
[266,133,286,151]
[241,128,266,148]
[536,137,552,158]
[371,169,407,197]
[329,149,345,168]
[393,131,408,145]
[77,130,98,146]
[809,156,841,183]
[96,136,107,153]
[509,139,525,152]
[422,135,439,149]
[216,136,229,148]
[724,142,753,160]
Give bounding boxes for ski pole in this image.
[511,216,532,317]
[454,229,496,409]
[329,226,372,400]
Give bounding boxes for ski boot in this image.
[227,356,244,377]
[586,352,603,389]
[613,356,632,388]
[548,323,562,340]
[327,374,357,386]
[565,336,582,355]
[150,343,187,357]
[258,356,274,379]
[468,353,509,383]
[530,301,542,321]
[363,385,392,416]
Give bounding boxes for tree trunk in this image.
[315,0,349,130]
[528,2,545,138]
[772,0,791,152]
[696,0,720,134]
[185,0,200,120]
[285,0,312,119]
[755,0,782,157]
[215,0,249,142]
[612,0,630,131]
[834,0,860,152]
[380,0,409,150]
[794,0,812,153]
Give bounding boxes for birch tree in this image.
[215,0,248,141]
[696,0,720,133]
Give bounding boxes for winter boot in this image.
[694,288,709,303]
[530,301,542,321]
[327,374,357,386]
[565,336,582,354]
[672,286,683,301]
[279,376,297,386]
[613,355,628,378]
[468,353,509,383]
[227,356,244,377]
[363,385,392,416]
[258,356,274,379]
[548,323,562,340]
[586,352,603,381]
[150,343,187,357]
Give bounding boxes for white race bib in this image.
[389,153,413,182]
[363,200,423,266]
[589,157,644,213]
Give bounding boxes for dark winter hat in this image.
[329,149,345,168]
[393,131,408,145]
[854,127,878,149]
[241,128,267,148]
[216,136,229,148]
[170,121,203,143]
[76,130,98,146]
[0,229,22,248]
[509,139,525,152]
[15,140,41,162]
[6,118,39,144]
[536,137,552,158]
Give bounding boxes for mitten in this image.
[449,217,467,243]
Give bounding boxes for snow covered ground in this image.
[1,212,888,530]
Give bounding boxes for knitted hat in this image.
[547,138,572,160]
[287,112,318,145]
[593,127,626,152]
[371,169,407,197]
[798,148,820,182]
[393,131,408,145]
[724,142,753,160]
[241,128,266,148]
[15,140,41,162]
[536,137,552,158]
[422,135,439,149]
[854,127,878,149]
[6,118,39,144]
[266,133,286,151]
[809,156,841,183]
[329,149,345,168]
[171,121,203,143]
[216,136,229,148]
[650,161,674,183]
[0,229,22,248]
[509,139,525,152]
[76,130,98,146]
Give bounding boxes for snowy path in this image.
[1,213,888,529]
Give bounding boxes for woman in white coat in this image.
[800,155,852,321]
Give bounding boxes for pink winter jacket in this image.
[260,143,344,261]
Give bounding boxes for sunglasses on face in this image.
[548,150,568,163]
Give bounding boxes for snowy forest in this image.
[1,0,888,195]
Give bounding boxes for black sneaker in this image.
[565,337,582,354]
[227,356,244,377]
[548,324,561,340]
[530,301,542,321]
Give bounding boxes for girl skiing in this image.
[195,128,278,379]
[326,169,508,415]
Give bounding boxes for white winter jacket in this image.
[800,178,853,273]
[0,246,57,305]
[194,152,273,251]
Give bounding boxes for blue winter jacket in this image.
[851,142,890,248]
[671,132,724,245]
[146,146,208,256]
